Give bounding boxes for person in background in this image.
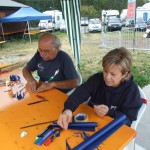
[57,47,142,129]
[22,33,78,93]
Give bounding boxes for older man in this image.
[22,33,78,93]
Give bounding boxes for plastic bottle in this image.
[6,77,11,91]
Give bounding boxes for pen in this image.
[45,69,59,83]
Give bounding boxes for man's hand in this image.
[27,79,38,93]
[94,104,109,117]
[36,82,55,93]
[57,109,72,130]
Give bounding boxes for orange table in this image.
[24,29,51,35]
[0,41,6,47]
[0,69,136,150]
[0,63,9,68]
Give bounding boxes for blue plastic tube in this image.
[72,114,127,150]
[52,122,98,131]
[52,122,98,128]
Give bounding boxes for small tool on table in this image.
[27,95,48,105]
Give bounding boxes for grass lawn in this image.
[0,31,150,87]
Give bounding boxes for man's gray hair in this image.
[52,34,62,48]
[39,32,62,49]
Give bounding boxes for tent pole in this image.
[0,23,5,41]
[75,60,78,70]
[22,21,28,42]
[27,21,31,43]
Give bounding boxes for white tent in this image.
[142,2,150,9]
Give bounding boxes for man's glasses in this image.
[37,48,51,54]
[37,47,57,54]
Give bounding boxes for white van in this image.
[38,10,63,30]
[120,9,127,21]
[102,10,119,22]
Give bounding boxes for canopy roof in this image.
[0,7,51,23]
[0,0,28,8]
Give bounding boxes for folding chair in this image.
[66,70,82,95]
[123,86,147,150]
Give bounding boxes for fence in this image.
[101,28,150,51]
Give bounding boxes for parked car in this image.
[88,18,101,32]
[121,18,130,27]
[135,19,147,31]
[143,18,150,38]
[121,19,126,27]
[38,20,53,30]
[147,18,150,29]
[81,17,88,26]
[128,18,147,31]
[106,17,122,31]
[60,19,66,32]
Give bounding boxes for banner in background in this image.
[127,0,136,19]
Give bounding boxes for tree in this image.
[81,5,99,18]
[136,0,147,7]
[14,0,61,12]
[14,0,149,15]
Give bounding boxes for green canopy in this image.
[61,0,81,68]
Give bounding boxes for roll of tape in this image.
[74,113,88,122]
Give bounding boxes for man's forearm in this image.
[22,66,35,82]
[50,78,78,89]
